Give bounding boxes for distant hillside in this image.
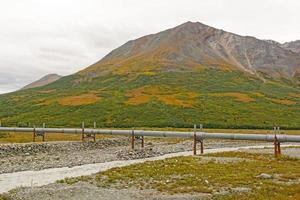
[0,22,300,129]
[21,74,62,90]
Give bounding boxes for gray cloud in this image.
[0,0,300,94]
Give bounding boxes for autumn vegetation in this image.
[0,69,300,129]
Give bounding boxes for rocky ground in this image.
[0,138,299,200]
[0,137,268,174]
[6,183,212,200]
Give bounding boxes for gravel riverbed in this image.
[0,137,269,174]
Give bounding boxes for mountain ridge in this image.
[80,21,300,81]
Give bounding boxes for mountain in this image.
[21,74,62,90]
[0,22,300,129]
[281,40,300,54]
[82,22,300,79]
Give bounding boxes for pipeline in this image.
[0,126,300,142]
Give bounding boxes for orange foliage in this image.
[209,92,255,102]
[39,92,101,106]
[126,95,151,105]
[158,96,194,107]
[268,98,296,105]
[58,93,101,106]
[253,93,296,105]
[252,92,265,97]
[289,93,300,98]
[126,86,198,107]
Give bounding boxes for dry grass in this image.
[209,92,298,105]
[289,93,300,98]
[126,86,198,107]
[61,151,300,199]
[126,95,151,105]
[0,132,109,143]
[158,95,194,107]
[40,92,101,106]
[267,98,296,105]
[58,93,101,106]
[252,92,265,97]
[209,92,255,102]
[142,71,156,76]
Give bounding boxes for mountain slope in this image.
[82,22,300,79]
[0,22,300,129]
[281,40,300,54]
[21,74,62,90]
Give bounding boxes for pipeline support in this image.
[131,128,144,149]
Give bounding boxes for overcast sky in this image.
[0,0,300,94]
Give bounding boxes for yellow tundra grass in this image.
[58,93,101,106]
[267,98,296,105]
[40,92,101,106]
[126,86,198,107]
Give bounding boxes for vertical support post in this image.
[200,140,204,154]
[277,141,281,155]
[42,123,45,142]
[141,130,144,148]
[81,122,85,141]
[33,125,36,142]
[200,124,204,154]
[131,128,135,150]
[274,133,278,158]
[141,136,144,148]
[93,122,96,142]
[193,124,197,156]
[273,127,281,157]
[277,127,281,155]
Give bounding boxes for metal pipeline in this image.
[0,127,300,142]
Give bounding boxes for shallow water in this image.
[0,144,298,193]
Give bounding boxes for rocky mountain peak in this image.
[81,21,300,80]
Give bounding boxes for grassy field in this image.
[0,128,300,143]
[0,69,300,129]
[59,151,300,200]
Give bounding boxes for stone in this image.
[257,173,273,179]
